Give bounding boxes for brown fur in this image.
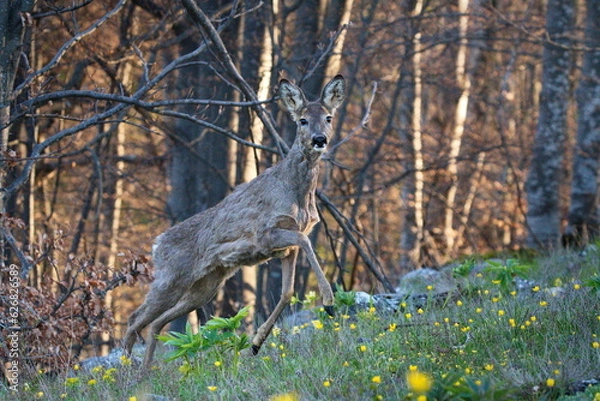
[124,75,346,368]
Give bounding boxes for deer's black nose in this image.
[312,135,328,148]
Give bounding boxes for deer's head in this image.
[279,75,345,155]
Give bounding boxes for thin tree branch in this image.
[317,191,395,292]
[12,0,128,101]
[2,26,211,197]
[1,225,32,278]
[180,0,288,155]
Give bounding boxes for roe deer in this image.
[124,75,346,368]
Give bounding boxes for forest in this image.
[1,0,599,372]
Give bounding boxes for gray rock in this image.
[396,268,457,295]
[282,309,317,328]
[78,345,143,372]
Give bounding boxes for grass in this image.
[5,246,600,401]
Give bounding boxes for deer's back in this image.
[152,161,319,281]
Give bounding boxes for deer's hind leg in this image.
[142,272,226,368]
[123,280,187,355]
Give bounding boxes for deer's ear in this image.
[321,75,345,111]
[278,79,306,116]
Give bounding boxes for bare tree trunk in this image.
[526,0,575,249]
[400,0,425,270]
[101,60,133,354]
[0,0,34,267]
[564,0,600,246]
[324,0,354,79]
[444,0,471,257]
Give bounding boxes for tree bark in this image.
[525,0,575,249]
[0,0,35,267]
[444,0,471,256]
[400,0,425,270]
[564,0,600,246]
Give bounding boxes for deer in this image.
[124,75,346,368]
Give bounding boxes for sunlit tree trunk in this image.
[400,0,425,270]
[324,0,354,78]
[100,59,133,354]
[526,0,575,249]
[564,0,600,246]
[444,0,471,257]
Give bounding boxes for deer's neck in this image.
[283,143,321,199]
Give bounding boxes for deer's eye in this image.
[299,118,308,126]
[325,116,332,124]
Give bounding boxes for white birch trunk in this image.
[444,0,471,256]
[324,0,354,79]
[403,0,425,268]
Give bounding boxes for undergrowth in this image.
[3,246,600,401]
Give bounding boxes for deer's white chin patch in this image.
[313,144,327,152]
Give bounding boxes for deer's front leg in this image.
[252,249,298,354]
[264,227,335,312]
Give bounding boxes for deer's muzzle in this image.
[312,135,328,151]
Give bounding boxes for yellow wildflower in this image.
[406,369,433,394]
[91,366,103,374]
[269,392,300,401]
[312,320,324,329]
[371,375,382,384]
[65,377,80,386]
[207,386,218,391]
[546,378,555,387]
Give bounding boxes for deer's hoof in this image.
[324,305,335,317]
[252,344,261,355]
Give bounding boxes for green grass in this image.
[5,247,600,401]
